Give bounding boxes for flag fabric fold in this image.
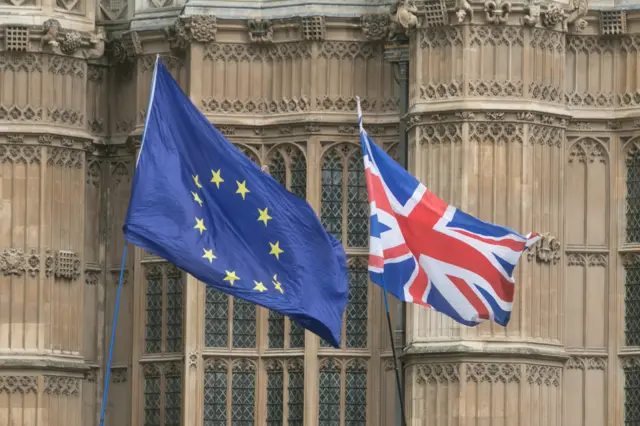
[357,99,539,327]
[123,58,349,348]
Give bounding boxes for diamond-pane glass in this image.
[290,150,307,200]
[288,365,304,426]
[143,375,161,426]
[145,268,162,354]
[165,373,182,426]
[345,363,367,426]
[232,298,256,348]
[626,263,640,346]
[627,153,640,243]
[625,367,640,425]
[290,320,305,348]
[321,149,344,242]
[266,367,284,425]
[268,310,285,349]
[347,154,368,248]
[270,150,286,187]
[205,287,228,348]
[165,268,183,353]
[319,362,341,426]
[231,367,256,425]
[204,365,227,426]
[346,261,368,348]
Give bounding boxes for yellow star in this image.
[192,174,202,189]
[191,191,203,207]
[253,280,268,292]
[210,169,224,188]
[236,180,250,199]
[202,248,216,263]
[224,270,240,286]
[269,241,284,260]
[272,274,284,294]
[194,217,206,235]
[257,207,272,226]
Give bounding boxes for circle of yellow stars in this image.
[189,169,285,295]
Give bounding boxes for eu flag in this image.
[123,58,348,348]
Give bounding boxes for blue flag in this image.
[123,59,348,347]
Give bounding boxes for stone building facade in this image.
[0,0,639,425]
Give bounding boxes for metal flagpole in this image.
[99,54,161,426]
[357,98,407,426]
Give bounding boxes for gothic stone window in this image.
[143,362,182,426]
[626,145,640,243]
[625,359,640,425]
[320,144,370,349]
[203,359,257,426]
[265,359,305,426]
[205,288,257,349]
[626,256,640,347]
[144,263,184,354]
[318,358,368,426]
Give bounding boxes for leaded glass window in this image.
[231,361,256,425]
[290,320,305,348]
[625,364,640,425]
[236,144,260,165]
[205,288,228,347]
[268,310,285,349]
[288,361,305,426]
[204,360,228,426]
[627,151,640,243]
[346,154,368,248]
[321,148,344,241]
[165,266,183,353]
[345,360,367,426]
[233,298,256,348]
[143,366,161,426]
[145,267,163,354]
[143,363,182,426]
[266,362,284,425]
[626,261,640,346]
[269,150,287,188]
[346,259,368,348]
[319,359,341,426]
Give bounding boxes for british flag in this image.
[357,102,540,327]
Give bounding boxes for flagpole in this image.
[99,54,161,426]
[357,97,407,426]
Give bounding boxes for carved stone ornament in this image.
[543,3,565,28]
[563,0,589,33]
[484,0,512,24]
[1,249,27,276]
[166,15,218,50]
[522,0,541,26]
[389,0,420,39]
[41,19,61,49]
[455,0,473,23]
[54,250,81,281]
[247,19,273,43]
[188,351,200,369]
[111,367,128,383]
[0,376,38,394]
[527,233,561,265]
[44,376,81,396]
[83,26,105,60]
[361,14,390,41]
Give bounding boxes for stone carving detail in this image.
[466,363,520,383]
[568,139,607,164]
[622,356,640,370]
[484,0,511,24]
[166,15,218,50]
[0,376,38,394]
[522,0,541,26]
[543,3,565,28]
[111,367,128,383]
[48,148,83,169]
[420,122,462,145]
[300,16,325,41]
[53,250,81,281]
[567,252,607,267]
[48,56,85,77]
[0,105,44,122]
[317,96,397,113]
[361,14,390,41]
[60,32,83,55]
[233,359,257,373]
[563,0,589,33]
[188,351,200,369]
[389,0,420,39]
[203,97,311,114]
[420,27,463,50]
[469,122,524,145]
[527,234,561,265]
[85,269,100,285]
[83,27,106,60]
[84,368,98,382]
[41,19,61,49]
[566,356,606,370]
[7,134,24,143]
[526,365,561,386]
[204,42,311,62]
[469,80,523,97]
[0,145,41,164]
[319,42,376,60]
[415,363,460,384]
[204,358,227,372]
[247,19,273,43]
[455,0,473,23]
[529,124,563,147]
[44,376,81,396]
[0,249,27,276]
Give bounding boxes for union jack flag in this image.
[357,102,540,327]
